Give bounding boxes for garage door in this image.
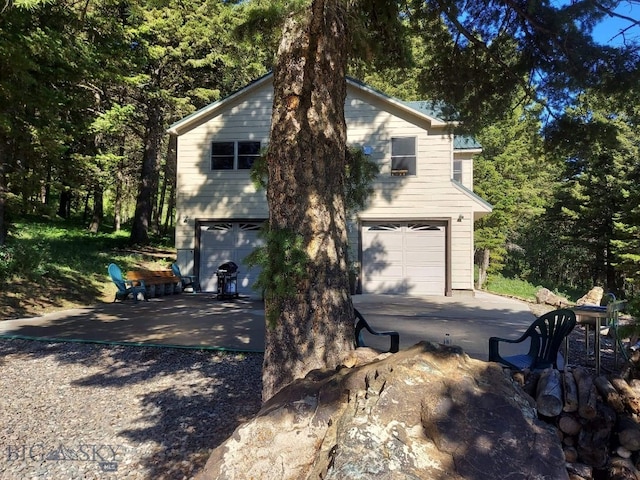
[362,222,446,295]
[199,222,264,294]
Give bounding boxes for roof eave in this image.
[454,147,482,154]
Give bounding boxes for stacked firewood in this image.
[516,365,640,480]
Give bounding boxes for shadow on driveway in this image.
[0,294,266,353]
[0,291,537,362]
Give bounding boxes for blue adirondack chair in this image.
[108,263,147,302]
[171,263,200,293]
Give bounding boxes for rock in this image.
[195,342,568,480]
[536,287,569,307]
[576,287,604,307]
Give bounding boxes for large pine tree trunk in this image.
[88,185,103,233]
[0,141,7,246]
[262,0,354,401]
[131,101,162,244]
[476,247,490,289]
[163,134,177,235]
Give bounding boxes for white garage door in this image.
[199,222,264,294]
[362,222,446,295]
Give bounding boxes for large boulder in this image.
[576,287,605,307]
[536,287,569,307]
[196,343,567,480]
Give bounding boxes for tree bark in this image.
[131,99,163,244]
[58,186,72,219]
[113,141,127,232]
[163,134,177,235]
[475,247,490,289]
[88,184,103,233]
[262,0,354,401]
[0,140,7,246]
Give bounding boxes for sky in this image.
[591,3,639,46]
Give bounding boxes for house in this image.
[167,73,492,297]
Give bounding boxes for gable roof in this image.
[167,72,455,136]
[168,73,273,136]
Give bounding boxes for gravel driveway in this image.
[0,340,262,479]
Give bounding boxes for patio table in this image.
[572,301,626,376]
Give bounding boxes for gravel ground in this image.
[0,303,628,480]
[0,340,263,480]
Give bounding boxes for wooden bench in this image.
[126,270,182,298]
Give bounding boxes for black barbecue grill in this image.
[216,261,239,299]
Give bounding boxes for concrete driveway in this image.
[353,292,536,360]
[0,291,536,362]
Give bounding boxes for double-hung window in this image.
[453,160,462,182]
[211,141,260,170]
[391,137,416,176]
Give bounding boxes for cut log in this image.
[616,446,632,459]
[536,368,563,417]
[564,446,579,463]
[563,367,579,413]
[577,403,615,468]
[566,462,592,480]
[608,456,640,480]
[522,370,541,399]
[573,366,597,420]
[611,377,640,415]
[559,414,582,436]
[617,415,640,451]
[595,375,626,413]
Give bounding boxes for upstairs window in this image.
[211,142,235,170]
[238,141,261,169]
[391,137,416,176]
[211,141,260,170]
[453,160,462,182]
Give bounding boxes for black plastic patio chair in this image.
[488,308,576,370]
[354,308,400,353]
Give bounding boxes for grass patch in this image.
[485,274,542,302]
[0,217,176,319]
[485,273,579,303]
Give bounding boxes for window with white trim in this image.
[391,137,416,176]
[211,141,261,170]
[453,160,462,182]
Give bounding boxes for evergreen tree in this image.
[244,0,638,400]
[473,100,554,289]
[544,90,638,294]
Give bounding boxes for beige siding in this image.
[174,79,482,292]
[344,90,477,291]
[451,218,474,290]
[175,83,272,249]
